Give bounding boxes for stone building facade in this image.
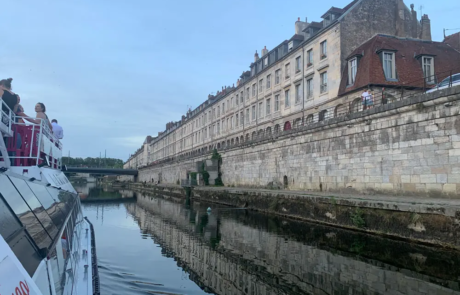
[125,0,460,196]
[126,0,442,168]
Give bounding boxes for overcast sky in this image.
[1,0,458,161]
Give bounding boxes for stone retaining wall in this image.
[137,86,460,198]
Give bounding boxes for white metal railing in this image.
[0,99,14,137]
[0,100,62,168]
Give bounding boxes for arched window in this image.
[266,127,272,136]
[318,110,327,122]
[245,134,250,141]
[252,131,256,140]
[217,143,221,149]
[334,104,345,117]
[274,124,280,134]
[222,141,226,148]
[284,121,292,131]
[240,135,244,143]
[305,114,314,125]
[294,118,302,128]
[231,138,234,145]
[227,140,230,147]
[258,129,264,138]
[235,137,239,144]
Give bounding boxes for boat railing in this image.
[0,100,62,169]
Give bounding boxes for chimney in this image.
[410,4,418,38]
[295,17,309,35]
[254,50,259,62]
[261,46,268,56]
[237,79,240,86]
[420,14,432,41]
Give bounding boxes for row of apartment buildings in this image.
[125,0,460,170]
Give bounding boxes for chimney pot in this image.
[297,17,300,21]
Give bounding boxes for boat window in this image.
[46,188,76,222]
[10,177,59,240]
[0,175,52,249]
[27,181,68,231]
[0,191,22,241]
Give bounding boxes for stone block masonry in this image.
[137,86,460,198]
[219,86,460,198]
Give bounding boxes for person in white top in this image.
[51,119,64,139]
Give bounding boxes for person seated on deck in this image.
[17,102,53,131]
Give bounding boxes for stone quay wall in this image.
[137,86,460,198]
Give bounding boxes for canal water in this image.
[78,184,460,295]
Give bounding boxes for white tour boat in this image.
[0,99,100,294]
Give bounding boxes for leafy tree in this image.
[62,156,124,168]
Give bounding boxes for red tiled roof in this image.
[339,34,460,96]
[444,32,460,52]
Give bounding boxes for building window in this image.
[226,118,229,130]
[217,122,220,134]
[222,103,225,113]
[320,72,328,93]
[236,114,239,126]
[258,102,263,118]
[383,52,396,80]
[246,87,250,100]
[246,109,249,123]
[319,110,327,121]
[241,91,244,103]
[285,89,290,107]
[285,63,290,79]
[320,40,327,59]
[264,57,268,66]
[235,95,238,105]
[275,69,281,84]
[231,97,233,107]
[275,95,280,111]
[348,58,357,85]
[259,79,263,92]
[217,106,220,117]
[266,75,271,89]
[306,78,313,98]
[295,84,302,104]
[252,105,256,121]
[422,56,435,84]
[295,56,301,73]
[307,49,313,67]
[266,98,271,115]
[241,111,244,125]
[252,84,256,97]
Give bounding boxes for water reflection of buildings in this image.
[125,193,460,295]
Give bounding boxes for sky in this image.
[1,0,459,161]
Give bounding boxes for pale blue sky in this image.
[0,0,458,160]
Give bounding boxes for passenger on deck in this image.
[51,119,64,139]
[0,78,19,120]
[18,102,53,130]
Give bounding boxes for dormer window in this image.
[382,51,397,80]
[264,57,268,66]
[422,56,435,84]
[348,57,358,85]
[288,41,294,51]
